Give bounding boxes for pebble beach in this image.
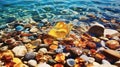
[0,0,120,67]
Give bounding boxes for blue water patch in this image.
[0,0,120,24]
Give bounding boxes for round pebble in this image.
[106,40,119,49]
[24,52,36,61]
[12,46,27,57]
[38,48,48,54]
[30,26,38,33]
[88,25,104,37]
[66,58,75,66]
[37,63,51,67]
[28,59,37,67]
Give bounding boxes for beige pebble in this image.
[28,60,37,67]
[22,36,31,43]
[30,26,39,33]
[12,46,27,57]
[104,29,119,37]
[36,62,51,67]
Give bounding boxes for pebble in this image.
[24,52,36,60]
[28,60,37,67]
[15,25,24,31]
[87,13,96,18]
[104,29,119,37]
[38,23,44,27]
[102,59,111,64]
[80,55,89,61]
[102,49,120,63]
[70,47,82,57]
[66,58,75,66]
[30,26,39,33]
[0,24,8,30]
[106,40,119,49]
[12,57,22,64]
[5,38,16,45]
[115,60,120,67]
[79,16,89,20]
[22,36,31,43]
[88,25,104,37]
[38,48,48,54]
[0,46,8,51]
[12,46,27,57]
[37,62,51,67]
[41,19,48,23]
[88,57,95,63]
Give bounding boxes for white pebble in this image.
[12,46,27,57]
[88,57,95,63]
[37,62,51,67]
[102,60,111,65]
[104,29,119,37]
[38,48,48,54]
[30,26,38,33]
[28,60,37,67]
[80,55,89,61]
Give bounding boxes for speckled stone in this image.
[24,52,36,61]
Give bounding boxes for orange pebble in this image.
[43,38,54,45]
[55,53,65,63]
[75,58,85,64]
[49,45,58,50]
[74,64,81,67]
[54,64,64,67]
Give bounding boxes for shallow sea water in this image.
[0,0,120,24]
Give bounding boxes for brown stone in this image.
[88,25,104,37]
[102,49,120,63]
[106,40,119,50]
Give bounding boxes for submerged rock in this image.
[88,25,104,37]
[15,25,24,31]
[30,26,39,33]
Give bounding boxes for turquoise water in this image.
[0,0,120,24]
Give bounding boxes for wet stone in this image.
[66,58,75,66]
[24,52,36,61]
[88,25,104,37]
[15,25,24,31]
[70,47,82,57]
